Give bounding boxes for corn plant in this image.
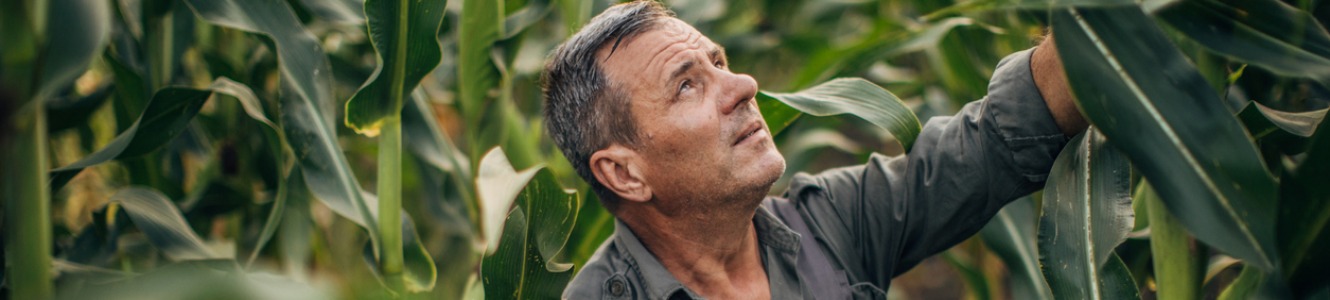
[2,0,1327,299]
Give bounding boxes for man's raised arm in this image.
[779,35,1080,289]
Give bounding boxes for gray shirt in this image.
[563,48,1069,299]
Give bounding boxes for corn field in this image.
[1,0,1328,299]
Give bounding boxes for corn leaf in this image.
[458,0,503,133]
[1052,5,1280,272]
[757,78,922,151]
[1281,106,1330,294]
[343,0,446,136]
[1037,128,1134,299]
[979,196,1053,300]
[476,147,540,255]
[109,187,218,261]
[479,147,580,298]
[1154,0,1330,86]
[49,88,211,191]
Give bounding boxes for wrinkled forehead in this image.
[595,18,718,84]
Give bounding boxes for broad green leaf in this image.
[1154,0,1330,85]
[1052,6,1280,271]
[458,0,503,135]
[187,0,437,291]
[789,17,984,90]
[476,147,540,255]
[31,0,112,102]
[979,197,1052,300]
[481,164,581,299]
[343,0,446,136]
[109,187,217,261]
[49,88,211,191]
[185,0,375,246]
[1037,128,1133,300]
[1140,181,1200,300]
[757,78,922,151]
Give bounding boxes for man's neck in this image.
[621,198,771,299]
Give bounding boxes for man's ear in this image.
[589,145,652,203]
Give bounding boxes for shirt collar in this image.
[611,204,804,299]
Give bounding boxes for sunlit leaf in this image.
[1238,101,1328,140]
[109,187,217,261]
[481,159,581,299]
[1053,5,1280,271]
[758,78,922,151]
[343,0,446,136]
[475,147,540,255]
[1037,128,1134,299]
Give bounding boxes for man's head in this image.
[543,1,785,215]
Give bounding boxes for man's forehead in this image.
[596,18,720,83]
[596,18,716,62]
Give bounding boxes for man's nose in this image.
[720,72,759,115]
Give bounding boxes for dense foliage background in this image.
[2,0,1328,299]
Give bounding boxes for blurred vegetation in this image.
[2,0,1328,299]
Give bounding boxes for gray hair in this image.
[542,1,673,211]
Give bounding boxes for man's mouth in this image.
[734,121,763,146]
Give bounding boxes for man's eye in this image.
[679,80,693,92]
[714,60,725,68]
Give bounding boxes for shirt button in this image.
[609,279,625,296]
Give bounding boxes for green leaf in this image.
[789,17,985,90]
[1237,101,1328,140]
[1098,253,1141,299]
[360,212,439,292]
[1280,103,1330,294]
[475,147,540,255]
[1140,181,1201,300]
[109,187,217,261]
[186,0,375,248]
[32,0,112,102]
[757,78,922,151]
[1037,128,1134,299]
[49,88,211,191]
[1154,0,1330,85]
[343,0,446,136]
[979,197,1053,300]
[1052,6,1280,271]
[458,0,503,137]
[480,157,581,299]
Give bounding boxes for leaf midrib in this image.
[1066,8,1270,269]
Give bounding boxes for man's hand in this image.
[1031,34,1089,136]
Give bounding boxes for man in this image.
[542,1,1084,299]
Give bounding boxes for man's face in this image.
[598,18,785,209]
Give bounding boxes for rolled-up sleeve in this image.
[783,48,1069,288]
